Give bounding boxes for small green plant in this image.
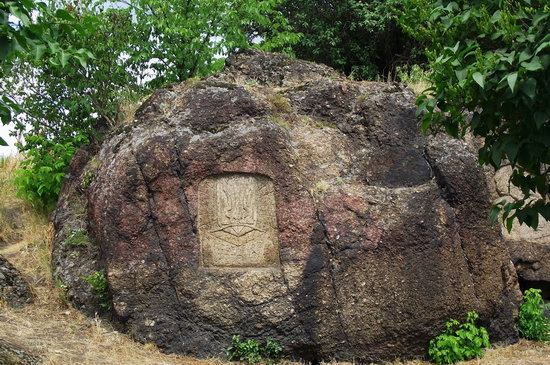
[226,335,283,365]
[81,169,94,189]
[82,270,110,310]
[54,277,69,306]
[312,180,331,196]
[64,229,90,247]
[244,79,258,87]
[428,311,490,364]
[268,94,292,114]
[263,338,283,362]
[518,288,550,341]
[301,115,335,129]
[269,115,291,129]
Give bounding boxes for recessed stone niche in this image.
[197,173,280,268]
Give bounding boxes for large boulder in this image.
[52,50,520,362]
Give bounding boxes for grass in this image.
[116,93,152,126]
[269,115,291,129]
[394,65,431,96]
[268,94,292,114]
[1,155,549,364]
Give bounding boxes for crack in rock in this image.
[132,149,186,344]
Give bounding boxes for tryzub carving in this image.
[198,174,280,268]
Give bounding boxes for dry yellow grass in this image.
[1,155,549,365]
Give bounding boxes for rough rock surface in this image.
[0,339,41,365]
[51,148,101,315]
[486,165,550,309]
[0,255,32,308]
[52,50,521,362]
[0,206,24,247]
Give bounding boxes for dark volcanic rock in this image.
[0,255,32,308]
[0,338,41,365]
[52,50,520,362]
[51,148,102,315]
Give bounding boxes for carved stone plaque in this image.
[198,174,280,268]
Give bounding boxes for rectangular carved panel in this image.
[198,174,280,268]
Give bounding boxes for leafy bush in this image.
[518,288,550,341]
[428,311,490,364]
[82,270,110,310]
[398,0,550,230]
[14,134,88,212]
[226,335,283,364]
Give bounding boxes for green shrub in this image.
[518,288,550,341]
[428,311,490,364]
[14,134,88,212]
[226,335,283,364]
[82,270,110,310]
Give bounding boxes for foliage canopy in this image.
[399,0,550,230]
[4,0,299,210]
[128,0,299,88]
[0,0,96,145]
[281,0,421,80]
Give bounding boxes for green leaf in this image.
[34,44,47,61]
[490,10,501,23]
[455,68,468,82]
[451,41,460,53]
[504,140,521,163]
[490,205,501,225]
[60,49,70,67]
[491,147,502,168]
[535,41,550,56]
[47,41,60,54]
[75,55,87,68]
[0,37,10,61]
[0,136,7,146]
[521,78,537,99]
[519,50,532,63]
[506,217,514,233]
[9,5,31,25]
[507,72,518,92]
[521,57,543,71]
[55,9,75,21]
[473,72,484,89]
[534,112,547,129]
